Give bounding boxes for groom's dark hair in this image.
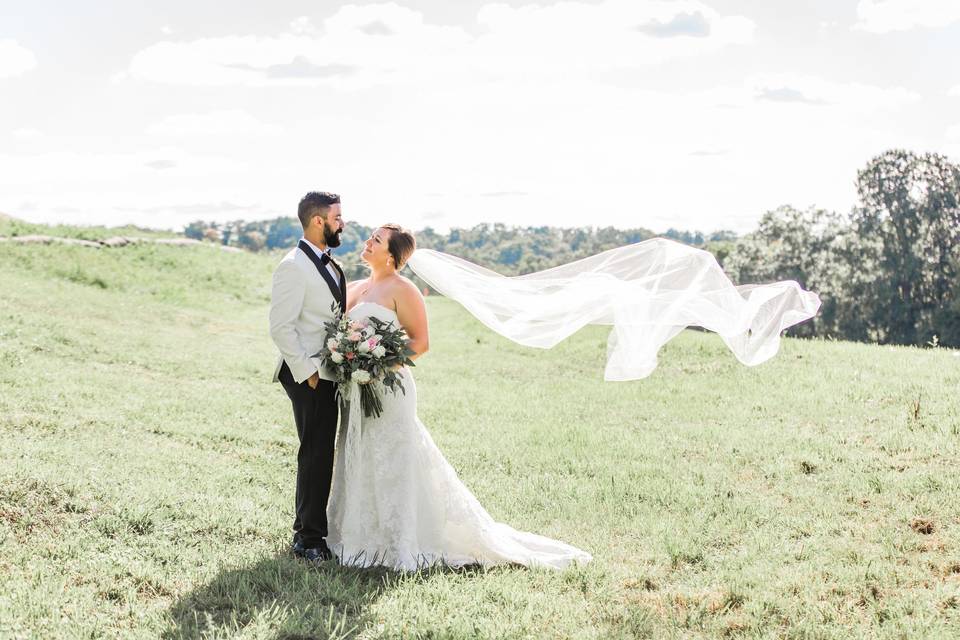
[298,191,340,230]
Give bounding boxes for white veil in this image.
[406,238,821,381]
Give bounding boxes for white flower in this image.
[357,341,370,354]
[363,326,374,338]
[330,351,344,364]
[373,334,383,342]
[352,369,372,384]
[326,338,339,351]
[335,332,345,341]
[372,345,386,358]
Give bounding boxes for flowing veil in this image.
[406,237,821,381]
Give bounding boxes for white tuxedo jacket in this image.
[269,244,344,384]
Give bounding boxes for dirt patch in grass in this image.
[911,517,936,535]
[0,477,95,541]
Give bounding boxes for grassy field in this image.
[1,227,959,639]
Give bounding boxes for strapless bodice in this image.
[347,301,398,324]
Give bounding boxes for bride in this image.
[324,223,592,571]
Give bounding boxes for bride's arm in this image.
[394,279,429,360]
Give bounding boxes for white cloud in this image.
[127,1,754,89]
[289,16,317,36]
[5,6,939,237]
[145,110,283,136]
[128,4,469,89]
[746,74,920,110]
[853,0,960,33]
[0,39,37,78]
[475,1,754,63]
[0,70,923,234]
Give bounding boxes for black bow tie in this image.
[320,251,338,267]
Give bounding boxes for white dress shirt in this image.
[300,237,341,287]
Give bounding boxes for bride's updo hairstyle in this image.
[381,223,416,269]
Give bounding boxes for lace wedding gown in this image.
[324,301,592,571]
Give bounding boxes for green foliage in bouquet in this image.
[313,302,417,417]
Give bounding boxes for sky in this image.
[1,0,959,234]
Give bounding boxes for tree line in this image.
[183,149,959,348]
[723,150,959,348]
[184,217,737,273]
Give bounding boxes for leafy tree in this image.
[723,151,960,347]
[183,221,206,241]
[202,227,221,243]
[220,220,243,247]
[853,150,960,345]
[664,228,704,245]
[177,217,738,305]
[708,230,738,242]
[237,230,266,252]
[265,218,300,249]
[724,206,847,337]
[934,258,960,346]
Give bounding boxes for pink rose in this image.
[348,332,362,342]
[345,352,356,360]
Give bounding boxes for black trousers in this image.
[278,361,339,548]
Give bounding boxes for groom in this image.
[269,191,346,562]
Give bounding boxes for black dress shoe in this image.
[295,545,333,562]
[291,538,305,555]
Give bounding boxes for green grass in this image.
[1,235,959,639]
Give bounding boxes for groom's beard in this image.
[323,224,342,248]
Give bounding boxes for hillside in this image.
[0,215,178,243]
[1,227,959,639]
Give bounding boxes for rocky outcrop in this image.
[0,234,102,247]
[0,234,242,252]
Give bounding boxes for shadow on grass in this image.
[162,550,495,640]
[161,551,385,640]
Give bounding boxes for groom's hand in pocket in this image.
[306,372,320,389]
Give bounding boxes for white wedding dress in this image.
[324,301,592,571]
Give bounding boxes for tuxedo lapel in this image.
[332,261,347,302]
[298,240,345,313]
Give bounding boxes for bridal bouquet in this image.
[313,303,416,418]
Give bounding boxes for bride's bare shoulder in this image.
[391,274,423,298]
[347,278,368,292]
